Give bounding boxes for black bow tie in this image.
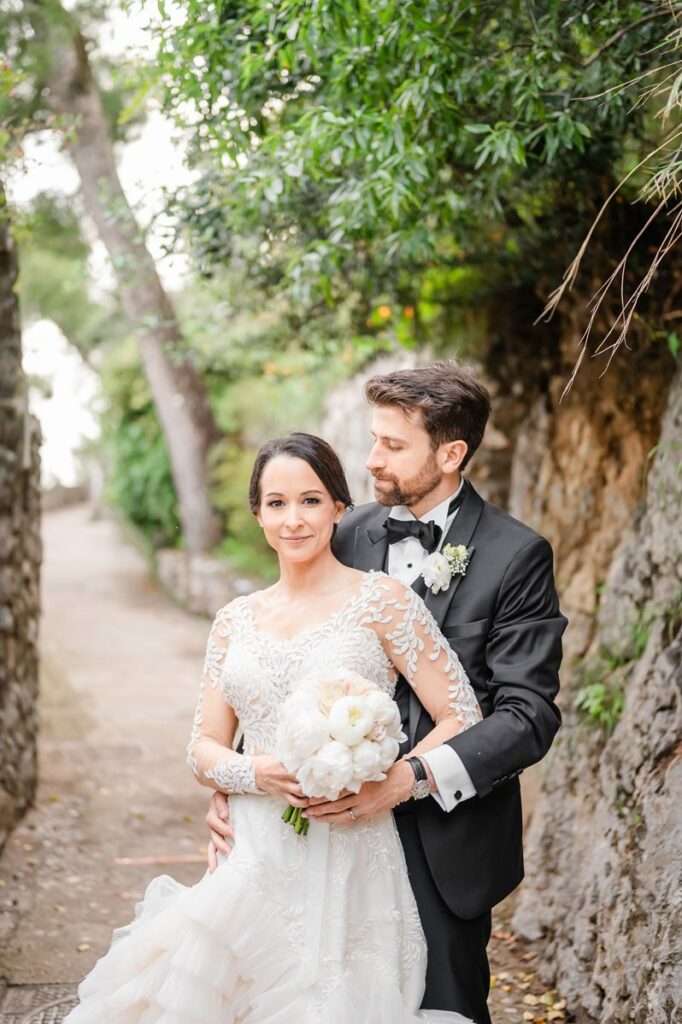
[384,489,466,553]
[385,517,442,552]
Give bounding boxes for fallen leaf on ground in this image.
[523,994,539,1006]
[76,943,90,952]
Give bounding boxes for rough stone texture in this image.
[512,362,682,1023]
[0,191,42,853]
[506,323,672,664]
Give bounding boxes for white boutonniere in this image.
[421,544,470,595]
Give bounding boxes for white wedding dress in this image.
[64,572,479,1024]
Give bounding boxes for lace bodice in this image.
[187,571,481,794]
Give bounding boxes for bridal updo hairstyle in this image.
[249,432,354,515]
[364,360,491,471]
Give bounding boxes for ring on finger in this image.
[348,808,357,821]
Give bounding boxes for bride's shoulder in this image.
[363,571,417,606]
[210,593,253,627]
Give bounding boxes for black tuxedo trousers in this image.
[332,481,566,1020]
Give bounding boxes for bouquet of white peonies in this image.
[276,671,407,835]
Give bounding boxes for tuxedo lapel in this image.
[423,479,483,624]
[408,480,485,746]
[353,506,390,572]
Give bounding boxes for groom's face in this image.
[366,405,442,508]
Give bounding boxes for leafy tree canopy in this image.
[155,0,673,315]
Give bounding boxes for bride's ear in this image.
[334,500,346,523]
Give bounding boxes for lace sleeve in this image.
[368,576,482,732]
[186,604,261,795]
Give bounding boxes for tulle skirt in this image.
[64,795,472,1023]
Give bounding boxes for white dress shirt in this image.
[386,482,477,812]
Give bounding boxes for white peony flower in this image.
[366,690,403,734]
[276,710,330,772]
[351,738,385,781]
[378,735,401,771]
[328,695,375,746]
[297,740,354,799]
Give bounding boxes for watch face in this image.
[412,779,431,800]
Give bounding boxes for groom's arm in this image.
[439,535,566,802]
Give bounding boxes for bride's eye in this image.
[267,499,285,507]
[303,497,321,505]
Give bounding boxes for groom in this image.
[205,361,567,1023]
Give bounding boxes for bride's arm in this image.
[373,576,482,756]
[305,578,481,825]
[187,606,260,794]
[189,605,309,805]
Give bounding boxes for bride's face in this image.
[256,456,345,563]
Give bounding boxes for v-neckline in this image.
[242,570,381,645]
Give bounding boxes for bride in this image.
[64,432,482,1024]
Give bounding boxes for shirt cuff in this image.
[421,746,477,812]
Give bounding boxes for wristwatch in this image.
[406,757,431,800]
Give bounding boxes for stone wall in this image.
[0,192,42,852]
[509,332,681,1022]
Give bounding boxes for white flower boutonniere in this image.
[421,544,470,595]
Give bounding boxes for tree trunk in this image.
[38,4,221,554]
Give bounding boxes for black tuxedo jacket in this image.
[332,479,567,919]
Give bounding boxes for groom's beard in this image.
[372,453,442,508]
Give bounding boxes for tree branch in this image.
[583,10,673,69]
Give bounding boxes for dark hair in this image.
[248,432,353,513]
[364,360,490,470]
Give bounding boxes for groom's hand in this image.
[206,792,234,872]
[304,761,414,825]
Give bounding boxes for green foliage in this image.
[16,193,126,354]
[98,263,376,568]
[573,596,672,733]
[99,339,183,548]
[209,442,278,580]
[575,685,625,734]
[155,0,671,315]
[574,652,626,734]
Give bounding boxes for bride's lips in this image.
[281,535,313,544]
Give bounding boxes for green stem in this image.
[281,803,310,836]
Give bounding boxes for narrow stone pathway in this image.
[0,506,213,994]
[0,504,579,1022]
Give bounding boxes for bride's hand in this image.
[252,755,309,806]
